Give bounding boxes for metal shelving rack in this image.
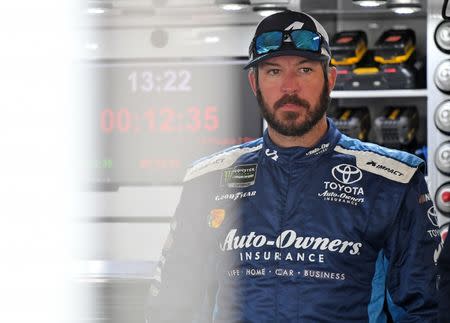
[301,0,429,150]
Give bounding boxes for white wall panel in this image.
[79,26,255,60]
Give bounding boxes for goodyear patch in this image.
[209,209,226,229]
[221,164,257,188]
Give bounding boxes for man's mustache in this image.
[274,94,310,110]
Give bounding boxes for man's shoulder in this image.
[183,137,264,183]
[334,134,424,184]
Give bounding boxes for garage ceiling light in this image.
[352,0,387,7]
[216,0,251,11]
[387,0,421,14]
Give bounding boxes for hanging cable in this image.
[443,0,449,20]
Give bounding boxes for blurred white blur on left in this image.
[0,1,87,322]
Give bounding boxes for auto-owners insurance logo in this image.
[318,164,365,206]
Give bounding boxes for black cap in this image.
[244,10,331,69]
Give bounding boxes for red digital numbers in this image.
[100,108,131,133]
[159,108,176,132]
[100,109,114,133]
[186,107,201,132]
[100,107,219,134]
[204,106,219,131]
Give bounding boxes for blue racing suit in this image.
[148,119,439,323]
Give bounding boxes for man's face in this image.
[248,55,336,137]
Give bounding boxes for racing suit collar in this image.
[262,117,341,164]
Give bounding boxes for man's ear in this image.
[327,66,337,92]
[248,69,257,96]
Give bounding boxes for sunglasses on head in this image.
[254,29,322,55]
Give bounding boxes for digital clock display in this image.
[83,61,262,188]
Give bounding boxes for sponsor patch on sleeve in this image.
[334,146,418,183]
[183,144,262,182]
[221,164,257,188]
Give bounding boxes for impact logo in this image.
[209,209,226,229]
[318,164,365,206]
[365,160,404,177]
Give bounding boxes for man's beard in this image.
[256,81,330,137]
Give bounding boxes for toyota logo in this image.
[427,206,439,227]
[332,164,362,184]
